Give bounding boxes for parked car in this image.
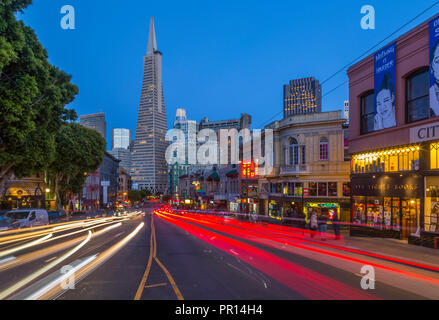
[48,210,67,222]
[3,209,49,229]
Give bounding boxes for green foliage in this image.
[0,0,78,185]
[128,189,152,203]
[50,123,106,208]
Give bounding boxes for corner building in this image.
[348,14,439,247]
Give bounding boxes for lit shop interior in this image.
[350,143,439,245]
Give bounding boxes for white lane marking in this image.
[23,255,98,300]
[44,256,58,263]
[0,233,53,259]
[0,256,16,265]
[0,231,92,300]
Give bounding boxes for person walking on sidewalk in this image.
[318,212,329,241]
[309,211,318,238]
[332,211,341,240]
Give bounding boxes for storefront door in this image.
[401,199,420,240]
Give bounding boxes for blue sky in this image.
[19,0,438,149]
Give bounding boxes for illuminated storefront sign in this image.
[241,161,259,178]
[410,122,439,143]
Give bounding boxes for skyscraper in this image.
[283,77,322,118]
[112,128,132,150]
[131,17,168,193]
[344,100,350,125]
[168,108,197,198]
[80,113,107,143]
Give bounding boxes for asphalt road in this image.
[0,206,438,300]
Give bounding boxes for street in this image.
[0,206,438,300]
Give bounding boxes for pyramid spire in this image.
[146,16,158,55]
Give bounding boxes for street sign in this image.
[101,181,110,204]
[101,181,110,187]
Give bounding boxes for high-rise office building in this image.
[198,114,251,132]
[108,148,132,172]
[283,77,322,118]
[344,100,350,125]
[168,108,197,198]
[112,128,132,150]
[79,113,107,143]
[131,17,168,193]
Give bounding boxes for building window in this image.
[318,183,328,197]
[328,183,338,197]
[319,138,329,161]
[360,92,375,135]
[309,182,318,197]
[343,183,351,197]
[289,138,299,166]
[406,68,430,123]
[430,143,439,170]
[353,145,420,174]
[301,146,306,164]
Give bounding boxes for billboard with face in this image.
[374,43,397,131]
[430,17,439,117]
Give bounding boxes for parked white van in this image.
[4,209,49,229]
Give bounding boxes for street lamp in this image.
[45,188,50,193]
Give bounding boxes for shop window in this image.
[309,182,317,197]
[319,138,329,161]
[353,146,420,174]
[353,197,366,224]
[318,183,327,197]
[431,143,439,170]
[406,68,430,123]
[294,183,303,197]
[425,180,439,233]
[367,198,383,227]
[328,182,338,197]
[360,92,375,135]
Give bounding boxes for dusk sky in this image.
[19,0,438,149]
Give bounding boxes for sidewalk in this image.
[326,229,439,268]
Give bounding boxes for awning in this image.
[226,169,238,177]
[207,171,220,181]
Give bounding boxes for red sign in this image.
[303,188,309,198]
[241,161,259,178]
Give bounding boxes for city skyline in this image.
[18,0,437,143]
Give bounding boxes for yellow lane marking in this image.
[134,215,154,300]
[155,257,184,300]
[134,213,184,300]
[145,283,167,288]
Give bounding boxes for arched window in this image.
[320,138,329,161]
[289,138,299,166]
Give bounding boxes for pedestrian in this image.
[318,212,328,241]
[309,210,318,238]
[332,211,341,240]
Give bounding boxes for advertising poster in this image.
[374,43,397,131]
[430,17,439,117]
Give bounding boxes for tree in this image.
[128,190,142,203]
[0,0,78,193]
[50,123,106,209]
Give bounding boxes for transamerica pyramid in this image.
[131,17,168,193]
